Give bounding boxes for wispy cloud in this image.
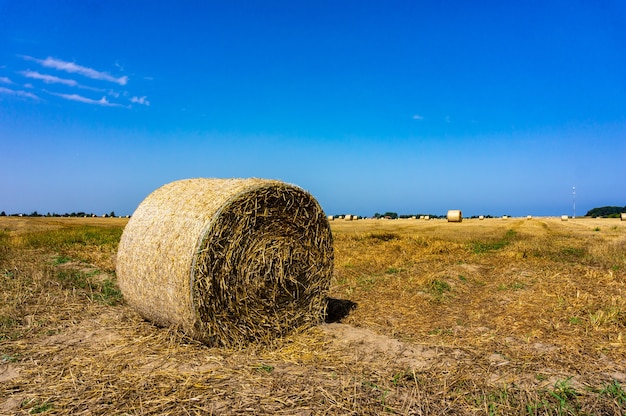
[48,91,125,107]
[20,70,77,86]
[412,114,424,120]
[23,55,128,85]
[0,76,13,84]
[16,55,148,108]
[131,95,150,106]
[0,86,40,100]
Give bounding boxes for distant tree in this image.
[383,212,398,219]
[586,206,626,217]
[109,211,116,218]
[0,211,5,217]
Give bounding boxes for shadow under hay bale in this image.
[325,297,357,323]
[116,178,334,347]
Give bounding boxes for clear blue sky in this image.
[1,1,625,217]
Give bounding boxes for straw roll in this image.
[621,213,626,221]
[447,210,462,222]
[116,178,334,347]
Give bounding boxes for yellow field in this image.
[1,216,625,414]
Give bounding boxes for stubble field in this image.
[1,215,625,415]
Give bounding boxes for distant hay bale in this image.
[424,215,430,220]
[561,215,569,221]
[527,215,532,219]
[447,210,462,222]
[327,215,334,221]
[345,215,353,221]
[116,178,334,347]
[478,215,484,220]
[621,213,626,221]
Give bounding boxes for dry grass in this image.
[1,216,625,415]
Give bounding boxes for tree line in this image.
[585,206,626,218]
[0,211,118,218]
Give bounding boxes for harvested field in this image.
[1,216,625,415]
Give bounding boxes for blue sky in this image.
[1,1,625,217]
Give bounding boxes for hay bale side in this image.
[621,213,626,221]
[447,210,462,222]
[561,215,569,221]
[116,178,334,347]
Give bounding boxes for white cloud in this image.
[23,55,128,85]
[412,114,424,120]
[20,70,78,86]
[0,76,13,84]
[48,91,125,107]
[130,95,150,106]
[0,86,40,100]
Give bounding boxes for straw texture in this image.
[447,210,462,222]
[116,178,334,347]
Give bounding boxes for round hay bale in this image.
[621,213,626,221]
[561,215,569,221]
[478,215,484,220]
[447,210,462,222]
[116,178,334,347]
[327,215,334,221]
[344,215,353,221]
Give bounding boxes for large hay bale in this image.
[447,209,462,222]
[116,178,334,347]
[621,213,626,221]
[561,215,569,221]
